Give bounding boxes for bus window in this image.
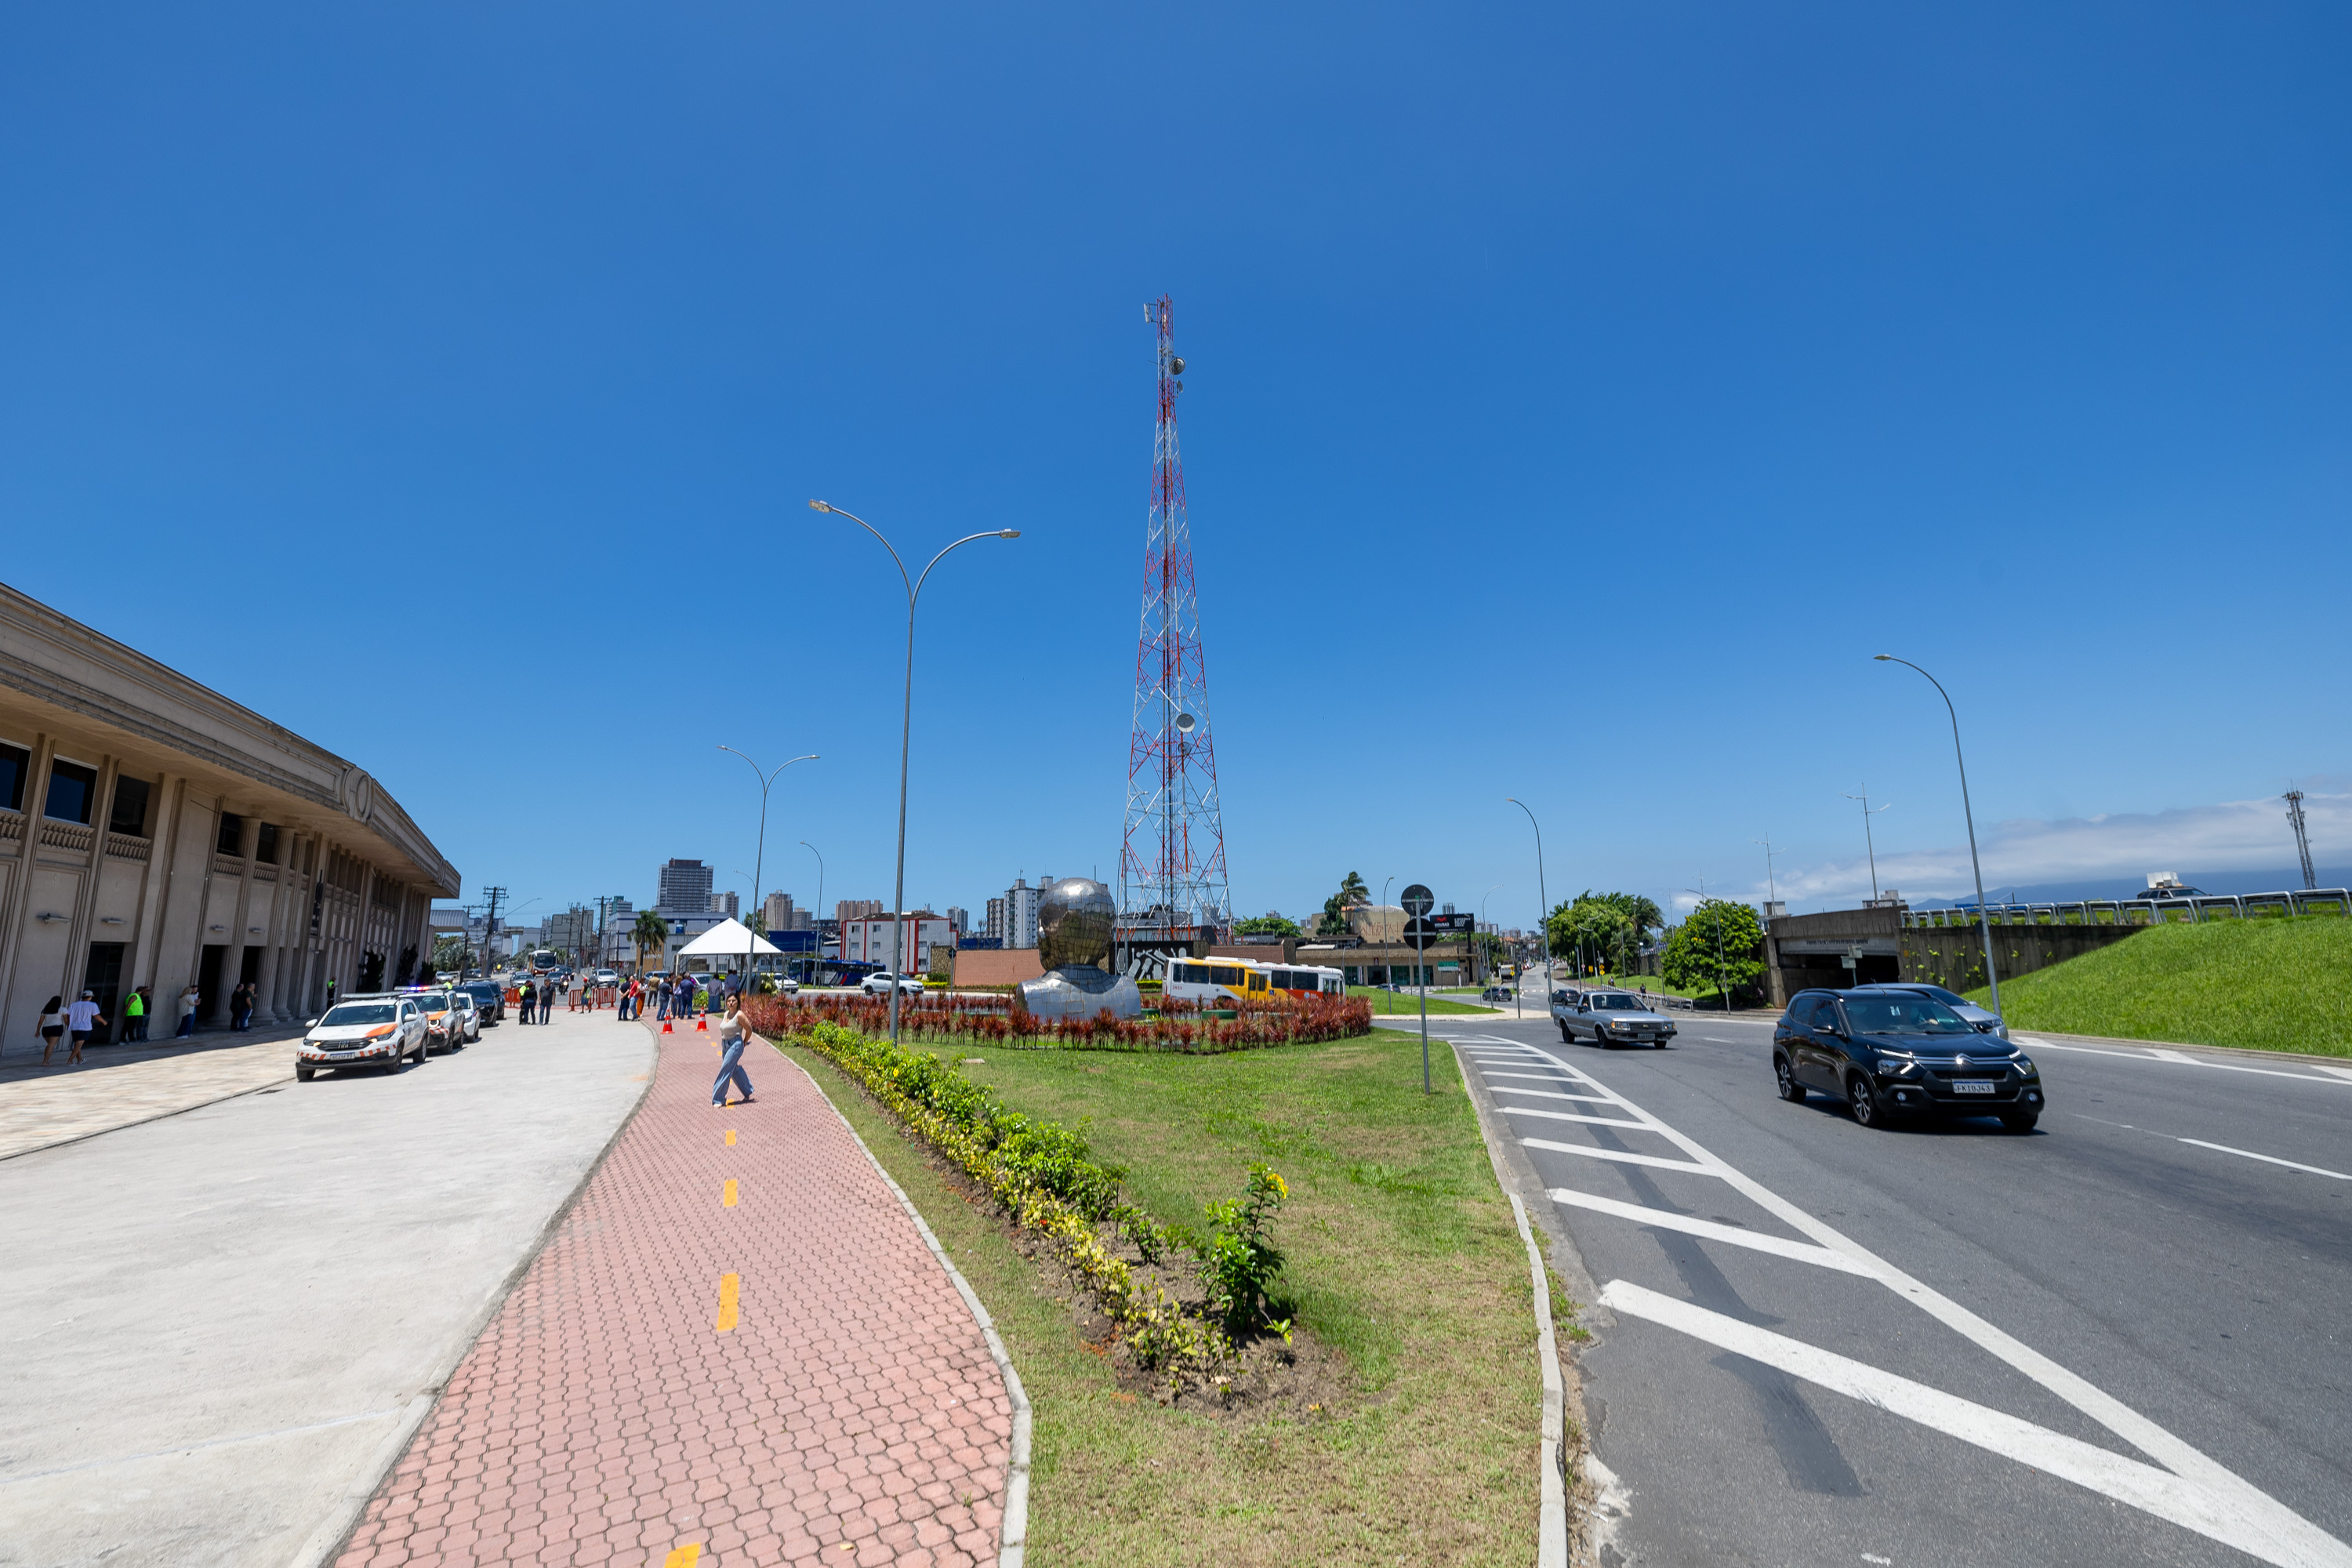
[1248,971,1268,992]
[1209,965,1243,986]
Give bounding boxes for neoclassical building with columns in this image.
[0,583,459,1046]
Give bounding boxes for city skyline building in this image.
[657,858,713,914]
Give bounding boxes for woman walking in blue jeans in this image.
[712,994,753,1108]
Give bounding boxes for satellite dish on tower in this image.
[1175,712,1197,734]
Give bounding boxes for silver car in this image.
[1555,988,1679,1048]
[1847,982,2005,1038]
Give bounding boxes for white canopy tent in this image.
[676,917,782,969]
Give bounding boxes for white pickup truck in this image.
[1550,986,1678,1049]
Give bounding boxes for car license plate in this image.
[1952,1080,1995,1094]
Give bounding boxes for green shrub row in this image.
[783,1018,1290,1378]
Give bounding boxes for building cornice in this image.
[0,581,459,895]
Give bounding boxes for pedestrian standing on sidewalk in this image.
[64,990,107,1064]
[36,996,66,1065]
[538,976,555,1022]
[123,985,147,1042]
[711,993,754,1109]
[517,980,536,1025]
[176,982,201,1038]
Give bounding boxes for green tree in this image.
[631,909,673,972]
[1543,890,1665,975]
[1317,871,1372,935]
[1234,913,1301,938]
[1662,899,1766,1007]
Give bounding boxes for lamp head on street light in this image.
[997,529,1020,539]
[1873,654,1893,661]
[808,499,833,514]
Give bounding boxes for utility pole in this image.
[477,886,507,981]
[2285,789,2318,891]
[1842,787,1893,902]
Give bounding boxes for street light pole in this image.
[800,841,824,985]
[1875,655,2004,1029]
[719,746,818,995]
[1505,798,1549,996]
[1380,875,1395,1013]
[812,499,1018,1043]
[1842,786,1893,902]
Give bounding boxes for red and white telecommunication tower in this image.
[1120,295,1229,945]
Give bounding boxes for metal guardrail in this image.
[1900,889,2350,928]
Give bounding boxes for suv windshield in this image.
[1590,993,1639,1010]
[321,1003,397,1026]
[1843,996,1973,1035]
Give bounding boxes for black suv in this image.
[455,979,506,1024]
[1773,988,2044,1132]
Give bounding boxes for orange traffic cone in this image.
[661,1019,673,1034]
[695,1017,709,1033]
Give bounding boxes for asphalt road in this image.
[0,1007,654,1568]
[1437,1004,2352,1567]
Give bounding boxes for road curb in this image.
[289,1018,663,1568]
[771,1039,1034,1568]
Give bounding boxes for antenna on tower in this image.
[1120,295,1230,956]
[2285,788,2318,891]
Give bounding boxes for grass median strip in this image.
[775,1024,1545,1566]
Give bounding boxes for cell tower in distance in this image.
[1119,295,1230,948]
[2285,789,2318,891]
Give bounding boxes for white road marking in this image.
[1502,1105,1656,1131]
[2176,1139,2352,1181]
[1515,1041,2351,1566]
[1521,1137,1718,1175]
[1483,1086,1621,1105]
[2018,1036,2352,1087]
[1548,1188,1874,1276]
[1487,1069,1581,1083]
[1600,1279,2343,1568]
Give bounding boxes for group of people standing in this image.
[514,973,563,1025]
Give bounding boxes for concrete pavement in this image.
[1441,1009,2352,1566]
[0,1024,305,1160]
[0,1005,655,1567]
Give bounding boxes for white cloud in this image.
[1710,787,2350,909]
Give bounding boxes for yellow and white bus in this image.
[1163,956,1345,1005]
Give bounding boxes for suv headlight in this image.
[1876,1056,1918,1076]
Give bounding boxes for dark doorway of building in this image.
[198,944,227,1025]
[358,950,386,993]
[84,942,125,1044]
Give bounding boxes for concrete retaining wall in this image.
[1900,922,2143,991]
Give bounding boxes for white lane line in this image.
[2019,1036,2352,1088]
[2176,1139,2352,1181]
[1486,1086,1621,1105]
[1489,1069,1581,1083]
[1599,1280,2332,1568]
[1521,1137,1718,1175]
[1549,1189,1873,1276]
[1516,1040,2352,1566]
[1502,1105,1655,1131]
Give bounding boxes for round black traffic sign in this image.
[1400,884,1436,917]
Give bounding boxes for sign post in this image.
[1402,884,1437,1094]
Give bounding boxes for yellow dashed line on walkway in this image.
[722,1178,739,1208]
[725,1128,736,1146]
[663,1544,702,1567]
[714,1272,740,1332]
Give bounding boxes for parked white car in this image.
[297,996,430,1079]
[861,971,924,998]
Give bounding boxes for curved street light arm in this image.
[1875,655,2003,1025]
[1505,798,1550,982]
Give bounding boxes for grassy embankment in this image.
[1965,914,2352,1058]
[781,1025,1548,1566]
[1345,985,1497,1015]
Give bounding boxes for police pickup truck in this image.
[1551,986,1678,1048]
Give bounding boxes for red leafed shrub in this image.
[738,988,1370,1053]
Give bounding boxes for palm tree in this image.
[1338,870,1370,908]
[630,910,672,974]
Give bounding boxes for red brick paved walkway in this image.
[334,1018,1013,1568]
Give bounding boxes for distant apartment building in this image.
[835,898,883,926]
[657,858,713,914]
[984,897,1004,942]
[709,890,739,919]
[761,891,813,932]
[544,904,596,956]
[1000,878,1044,949]
[945,906,970,936]
[840,911,954,971]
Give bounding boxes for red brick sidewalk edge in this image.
[289,1028,663,1568]
[765,1037,1036,1568]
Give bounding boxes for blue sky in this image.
[4,2,2347,931]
